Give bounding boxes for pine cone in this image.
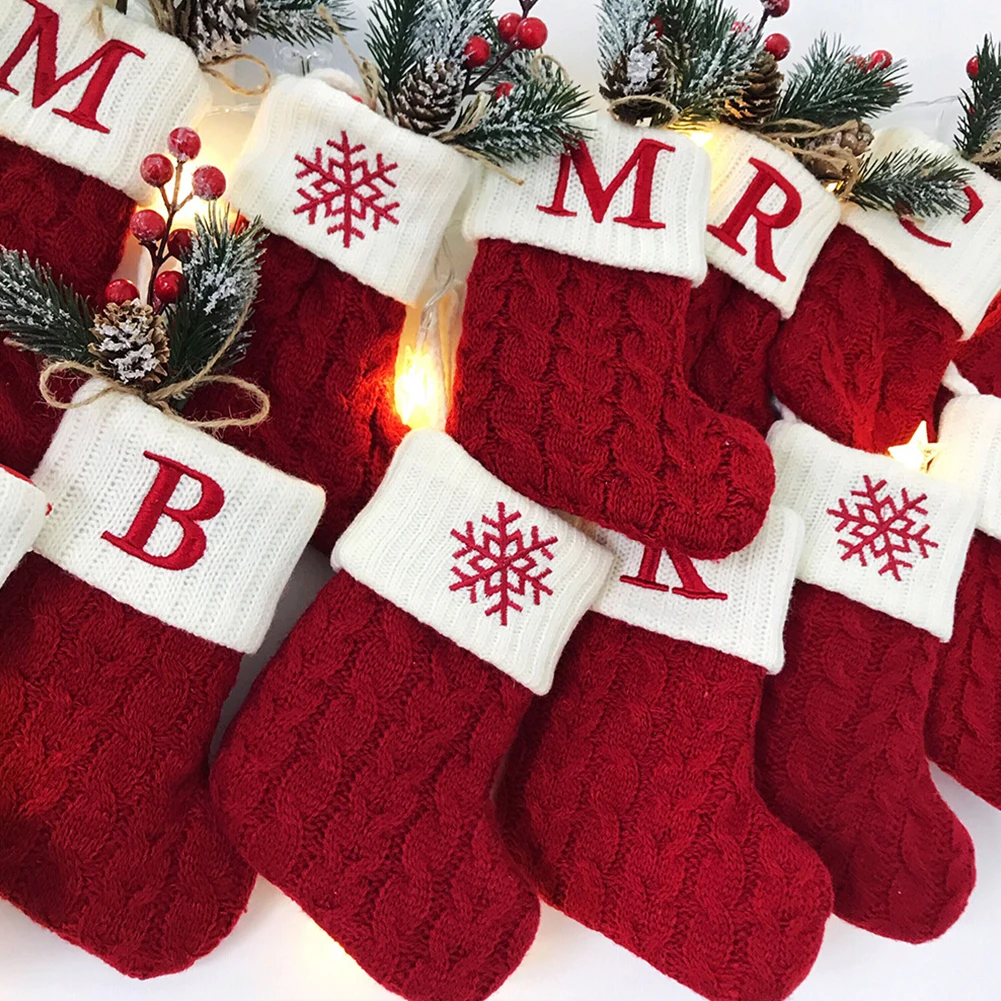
[978,131,1001,181]
[183,0,259,65]
[90,302,170,391]
[800,122,874,181]
[722,51,783,125]
[601,38,678,125]
[395,58,464,137]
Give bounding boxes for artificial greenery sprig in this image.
[846,148,973,218]
[956,35,1001,167]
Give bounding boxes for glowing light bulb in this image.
[681,128,713,147]
[888,421,940,473]
[395,346,444,430]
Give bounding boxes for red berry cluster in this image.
[463,7,548,71]
[111,128,227,311]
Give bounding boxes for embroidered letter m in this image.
[537,137,676,230]
[0,0,145,134]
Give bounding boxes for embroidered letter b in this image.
[102,452,225,570]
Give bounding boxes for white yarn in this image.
[0,466,47,589]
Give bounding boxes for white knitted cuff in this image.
[841,129,1001,338]
[230,75,472,306]
[931,393,1001,541]
[768,420,977,640]
[704,125,840,318]
[588,504,803,674]
[0,0,210,201]
[333,430,612,696]
[31,381,324,653]
[463,113,710,282]
[0,464,47,588]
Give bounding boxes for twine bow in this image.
[38,302,270,432]
[755,118,865,199]
[606,94,681,126]
[202,54,273,98]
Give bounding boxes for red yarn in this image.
[0,139,133,475]
[685,266,781,435]
[188,234,407,551]
[448,239,775,561]
[925,302,1001,809]
[211,573,539,1001]
[0,556,254,977]
[498,614,832,1001]
[758,224,975,941]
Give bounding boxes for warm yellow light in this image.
[395,346,441,431]
[681,128,713,147]
[888,421,941,473]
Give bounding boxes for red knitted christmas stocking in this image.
[757,136,1001,942]
[0,382,322,977]
[0,0,209,473]
[188,76,469,551]
[497,508,834,1001]
[212,429,611,1001]
[452,116,773,560]
[684,127,840,434]
[925,299,1001,808]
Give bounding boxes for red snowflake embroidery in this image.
[293,132,400,248]
[827,475,939,581]
[450,502,558,626]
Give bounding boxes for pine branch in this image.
[597,0,656,78]
[769,34,909,127]
[253,0,352,48]
[0,250,93,362]
[448,60,590,165]
[166,205,267,385]
[414,0,494,65]
[956,35,1001,159]
[847,148,972,218]
[368,0,427,111]
[661,0,761,126]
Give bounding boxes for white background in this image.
[3,1,1001,1000]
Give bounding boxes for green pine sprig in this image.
[768,34,909,128]
[165,204,267,386]
[846,148,972,218]
[0,251,93,363]
[253,0,352,48]
[449,59,591,165]
[956,35,1001,160]
[367,0,425,111]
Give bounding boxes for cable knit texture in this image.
[498,614,832,1001]
[926,300,1001,809]
[685,265,780,434]
[448,239,774,561]
[0,141,132,474]
[190,234,407,551]
[0,556,254,977]
[758,223,975,942]
[211,573,539,1001]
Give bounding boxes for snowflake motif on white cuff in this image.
[333,430,613,696]
[768,420,977,640]
[229,75,471,306]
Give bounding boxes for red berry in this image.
[104,278,139,304]
[762,0,790,16]
[732,19,751,33]
[494,82,514,99]
[463,35,491,68]
[167,126,201,162]
[764,32,791,61]
[515,17,548,50]
[192,165,226,201]
[154,270,185,304]
[967,55,980,79]
[868,49,893,71]
[167,228,194,259]
[649,15,664,37]
[497,12,522,43]
[140,153,173,187]
[130,209,166,243]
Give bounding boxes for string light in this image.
[395,345,444,430]
[888,421,941,473]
